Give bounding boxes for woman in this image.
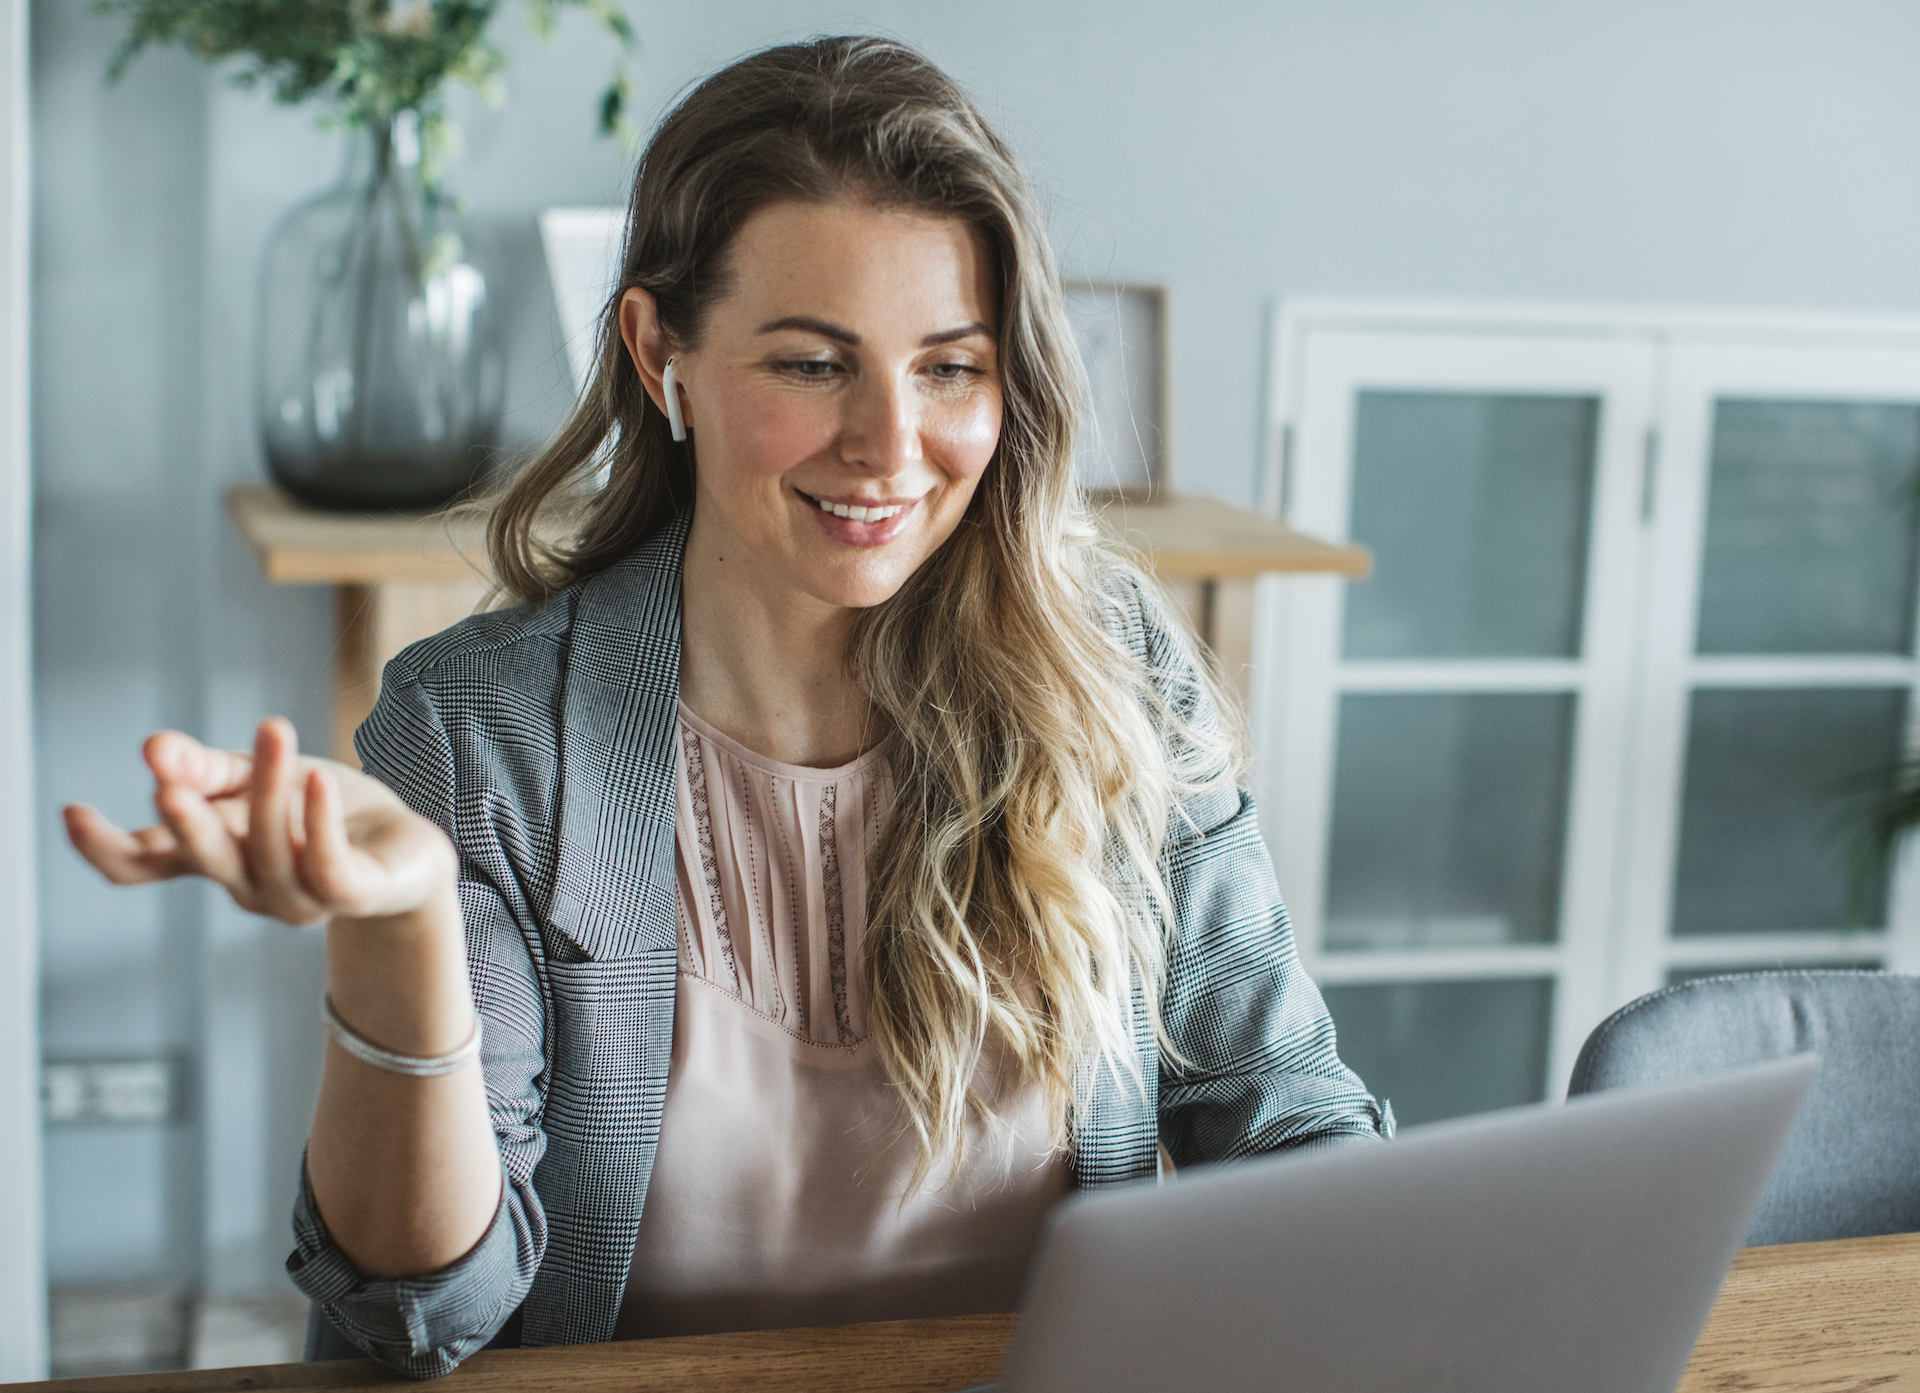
[65,35,1387,1379]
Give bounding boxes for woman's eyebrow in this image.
[756,315,859,344]
[920,322,995,347]
[753,316,996,347]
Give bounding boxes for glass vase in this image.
[256,116,504,511]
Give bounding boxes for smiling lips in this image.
[802,492,912,523]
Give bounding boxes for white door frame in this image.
[0,0,47,1379]
[1264,323,1658,1096]
[1612,339,1920,997]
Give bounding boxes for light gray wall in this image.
[30,0,1920,1296]
[3,0,48,1377]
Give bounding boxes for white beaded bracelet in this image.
[322,996,482,1078]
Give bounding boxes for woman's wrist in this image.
[323,993,482,1076]
[324,877,474,1059]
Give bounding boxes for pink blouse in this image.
[613,704,1070,1340]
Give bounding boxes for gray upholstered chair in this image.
[1568,970,1920,1247]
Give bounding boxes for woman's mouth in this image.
[797,490,919,548]
[801,492,909,523]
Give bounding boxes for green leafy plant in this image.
[1849,473,1920,915]
[97,0,636,190]
[1857,756,1920,902]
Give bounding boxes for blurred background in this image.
[8,0,1920,1378]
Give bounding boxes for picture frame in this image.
[539,206,626,393]
[1063,279,1173,497]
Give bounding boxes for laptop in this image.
[981,1054,1816,1393]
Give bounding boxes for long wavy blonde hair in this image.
[487,36,1238,1176]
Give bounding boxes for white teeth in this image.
[812,496,904,522]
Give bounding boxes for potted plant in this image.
[100,0,635,510]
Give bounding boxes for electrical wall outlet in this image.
[41,1057,178,1126]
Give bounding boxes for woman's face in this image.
[634,199,1004,613]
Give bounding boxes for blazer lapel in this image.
[521,514,690,1348]
[548,513,690,962]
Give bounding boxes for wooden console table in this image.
[228,485,1370,764]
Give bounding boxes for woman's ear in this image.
[619,287,679,422]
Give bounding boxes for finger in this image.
[154,784,251,894]
[128,823,185,860]
[145,730,253,800]
[203,793,251,843]
[296,766,356,908]
[63,804,185,885]
[247,718,299,899]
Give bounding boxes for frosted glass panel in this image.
[1326,693,1574,949]
[1322,978,1552,1125]
[1343,392,1598,659]
[1697,400,1920,655]
[1672,687,1907,935]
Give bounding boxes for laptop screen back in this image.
[1001,1055,1816,1393]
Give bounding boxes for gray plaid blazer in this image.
[286,513,1388,1377]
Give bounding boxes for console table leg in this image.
[1210,579,1257,704]
[330,579,490,765]
[332,584,378,765]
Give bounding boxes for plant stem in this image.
[345,122,391,458]
[301,131,382,435]
[383,125,461,435]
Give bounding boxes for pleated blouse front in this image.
[614,703,1070,1340]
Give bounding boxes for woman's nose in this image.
[840,372,921,475]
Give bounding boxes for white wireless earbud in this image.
[661,355,689,442]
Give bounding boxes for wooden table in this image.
[20,1232,1920,1391]
[227,486,1370,764]
[1673,1232,1920,1390]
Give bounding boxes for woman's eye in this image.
[779,358,838,378]
[926,361,981,382]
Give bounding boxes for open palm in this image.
[65,717,455,926]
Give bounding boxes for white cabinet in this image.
[1260,303,1920,1123]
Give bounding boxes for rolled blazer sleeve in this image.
[286,668,555,1378]
[1115,575,1390,1164]
[1157,780,1391,1162]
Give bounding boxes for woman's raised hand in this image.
[64,717,457,927]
